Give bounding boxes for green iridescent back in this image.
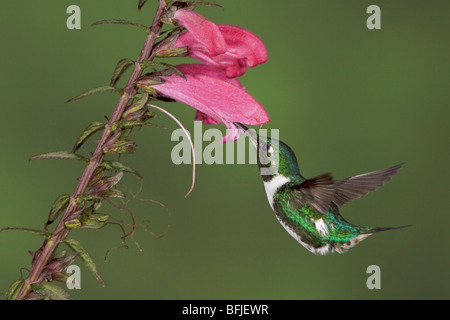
[273,185,367,248]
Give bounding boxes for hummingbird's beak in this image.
[233,122,257,148]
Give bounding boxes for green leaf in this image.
[64,238,105,287]
[92,213,109,223]
[89,185,124,200]
[110,58,135,87]
[156,46,188,58]
[141,61,186,79]
[89,172,124,195]
[65,218,82,229]
[72,122,105,153]
[5,279,24,300]
[67,86,120,103]
[47,194,70,227]
[30,151,88,162]
[132,93,149,101]
[157,27,181,41]
[102,189,126,199]
[66,212,110,230]
[137,80,159,95]
[52,273,69,283]
[79,213,110,230]
[75,194,102,204]
[51,250,68,261]
[111,120,146,131]
[122,93,149,120]
[31,282,71,300]
[91,19,149,33]
[103,140,136,154]
[101,160,143,180]
[0,227,50,238]
[142,111,158,121]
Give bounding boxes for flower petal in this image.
[152,64,269,142]
[217,25,268,68]
[194,111,219,125]
[174,9,227,56]
[222,122,243,143]
[175,24,267,78]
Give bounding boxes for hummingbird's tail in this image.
[362,224,412,234]
[331,224,411,254]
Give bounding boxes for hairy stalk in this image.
[16,0,167,300]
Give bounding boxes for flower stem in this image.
[15,0,168,300]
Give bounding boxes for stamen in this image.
[148,104,196,197]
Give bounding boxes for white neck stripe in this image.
[263,175,290,210]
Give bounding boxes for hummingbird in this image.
[234,122,408,255]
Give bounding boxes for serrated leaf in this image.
[72,122,105,153]
[30,151,88,162]
[101,160,143,180]
[91,19,149,33]
[110,58,135,87]
[31,282,71,300]
[46,194,70,227]
[0,227,50,238]
[67,86,120,103]
[64,238,105,287]
[141,61,186,79]
[111,120,147,131]
[5,279,24,300]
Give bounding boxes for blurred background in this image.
[0,0,448,299]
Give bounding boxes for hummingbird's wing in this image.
[291,173,336,215]
[332,164,404,208]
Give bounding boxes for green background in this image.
[0,0,448,299]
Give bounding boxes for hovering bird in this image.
[234,122,408,255]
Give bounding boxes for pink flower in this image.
[151,64,269,142]
[144,9,270,142]
[173,9,268,78]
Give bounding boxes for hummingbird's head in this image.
[234,123,302,182]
